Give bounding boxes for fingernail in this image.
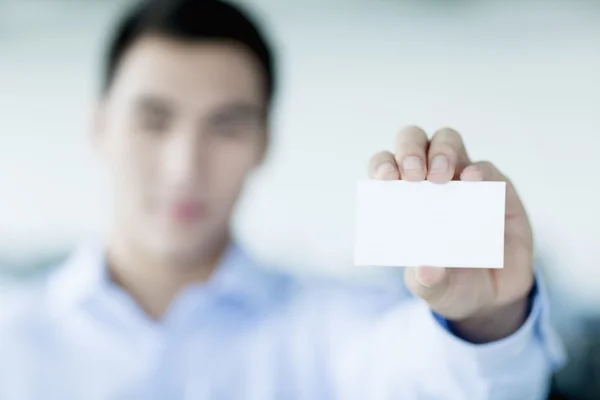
[430,155,449,173]
[402,156,422,172]
[377,162,396,177]
[416,266,447,288]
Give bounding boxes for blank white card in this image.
[354,180,506,268]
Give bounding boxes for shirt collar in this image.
[46,240,282,321]
[203,242,282,312]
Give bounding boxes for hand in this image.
[368,126,534,343]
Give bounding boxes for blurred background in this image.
[1,0,599,396]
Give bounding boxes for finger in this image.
[368,151,400,180]
[472,161,534,302]
[405,266,492,320]
[471,160,507,182]
[459,164,484,182]
[413,266,448,288]
[404,266,449,304]
[470,161,525,219]
[394,126,428,181]
[427,127,471,183]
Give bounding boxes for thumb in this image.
[404,266,450,305]
[414,266,448,288]
[405,266,493,320]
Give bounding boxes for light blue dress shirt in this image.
[0,242,564,400]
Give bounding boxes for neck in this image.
[106,233,229,320]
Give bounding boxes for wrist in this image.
[447,298,530,344]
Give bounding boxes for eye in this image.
[133,96,174,135]
[206,106,265,139]
[209,115,247,138]
[209,114,262,139]
[139,112,170,134]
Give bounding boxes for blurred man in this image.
[0,0,564,399]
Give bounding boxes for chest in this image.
[2,310,332,400]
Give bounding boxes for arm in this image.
[318,281,562,400]
[369,290,563,400]
[359,126,565,398]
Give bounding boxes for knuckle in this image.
[394,148,425,165]
[475,160,494,172]
[396,125,427,143]
[371,151,394,166]
[433,127,462,142]
[401,125,427,135]
[430,143,455,157]
[369,151,394,175]
[395,140,427,158]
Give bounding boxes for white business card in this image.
[354,180,505,268]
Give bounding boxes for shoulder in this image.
[0,278,50,354]
[0,254,69,349]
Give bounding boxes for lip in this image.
[170,201,206,223]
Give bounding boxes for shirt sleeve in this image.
[363,275,566,400]
[432,276,566,372]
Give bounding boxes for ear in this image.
[89,100,107,159]
[255,121,270,167]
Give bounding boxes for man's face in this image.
[97,36,267,263]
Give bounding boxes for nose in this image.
[162,130,208,193]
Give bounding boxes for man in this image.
[0,0,564,399]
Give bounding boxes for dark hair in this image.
[102,0,276,103]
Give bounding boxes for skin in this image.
[94,35,268,319]
[95,35,533,341]
[368,126,533,342]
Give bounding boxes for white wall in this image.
[1,1,599,309]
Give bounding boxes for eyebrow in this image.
[132,95,266,123]
[133,95,175,115]
[209,102,266,120]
